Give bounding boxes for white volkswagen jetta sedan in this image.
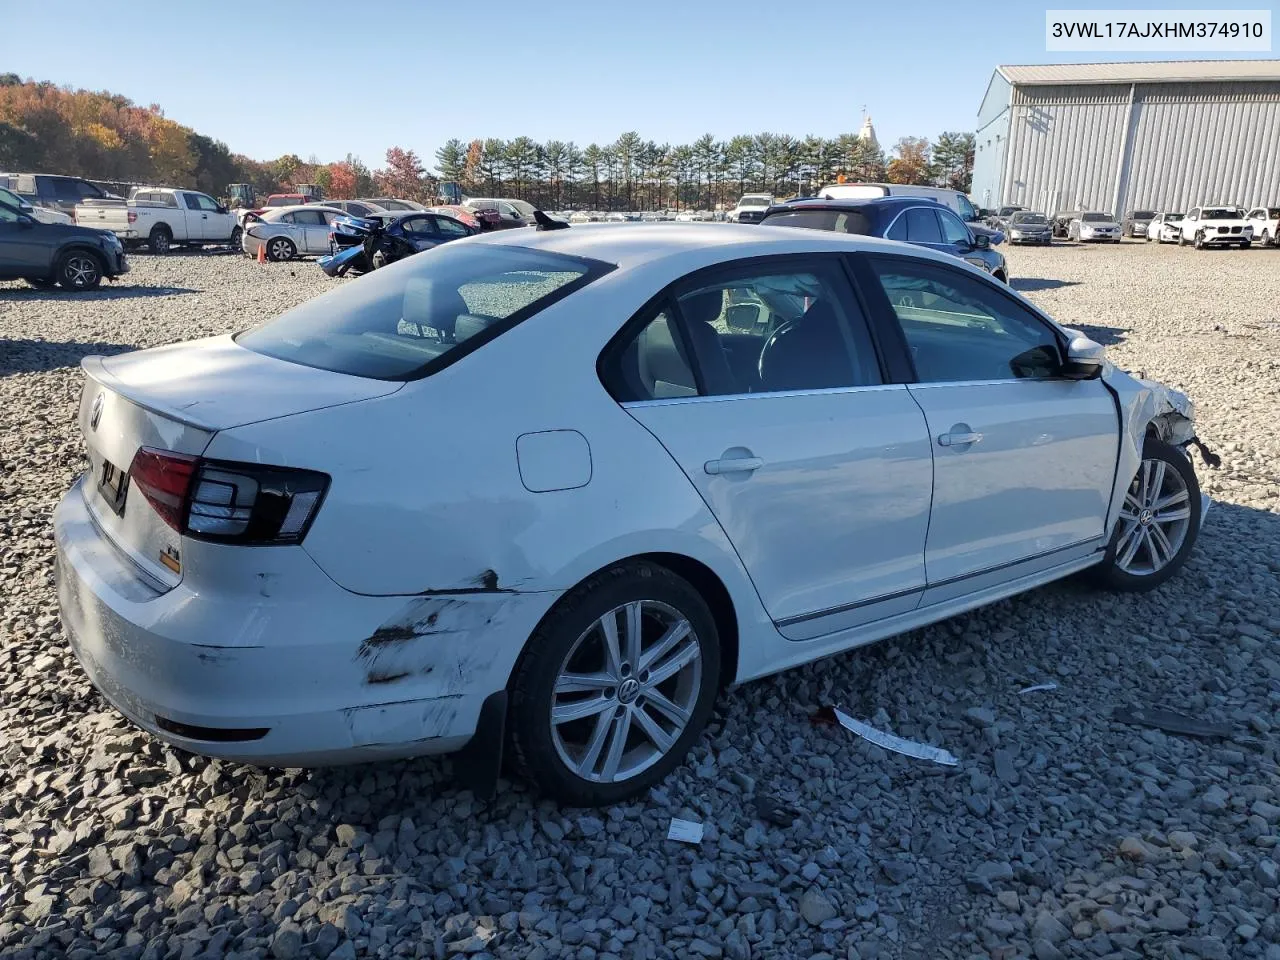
[55,224,1211,806]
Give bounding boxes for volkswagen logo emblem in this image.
[617,678,641,704]
[89,393,105,430]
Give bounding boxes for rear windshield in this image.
[266,197,298,206]
[761,209,872,235]
[236,244,611,380]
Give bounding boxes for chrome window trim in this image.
[620,382,909,409]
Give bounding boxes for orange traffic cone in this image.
[257,241,266,264]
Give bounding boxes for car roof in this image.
[769,196,939,214]
[470,221,973,272]
[261,204,344,218]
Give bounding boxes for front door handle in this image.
[704,456,763,475]
[938,428,984,447]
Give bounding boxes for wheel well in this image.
[993,269,1007,283]
[517,552,741,692]
[150,223,171,236]
[638,552,739,689]
[56,244,104,264]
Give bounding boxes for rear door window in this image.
[904,208,943,244]
[237,244,612,380]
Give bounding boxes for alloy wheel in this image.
[550,600,702,784]
[63,255,100,288]
[1114,457,1192,576]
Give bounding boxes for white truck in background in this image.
[74,187,241,254]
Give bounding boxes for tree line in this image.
[0,76,975,210]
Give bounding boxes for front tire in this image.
[508,561,721,806]
[1262,230,1272,247]
[1194,230,1206,249]
[1090,437,1201,592]
[228,226,242,251]
[56,250,104,290]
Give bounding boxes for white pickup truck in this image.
[74,187,241,254]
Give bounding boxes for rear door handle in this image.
[938,431,984,447]
[704,456,763,475]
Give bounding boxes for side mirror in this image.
[17,214,36,227]
[973,233,990,250]
[216,205,228,214]
[1062,335,1106,380]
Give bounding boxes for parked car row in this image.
[995,204,1279,250]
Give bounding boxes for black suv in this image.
[0,198,130,290]
[0,172,119,217]
[759,196,1008,283]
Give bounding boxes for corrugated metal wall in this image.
[972,111,1010,210]
[1004,84,1132,215]
[1123,82,1280,212]
[997,80,1280,215]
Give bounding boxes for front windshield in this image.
[236,244,610,380]
[1133,211,1155,219]
[1011,213,1046,224]
[1203,208,1241,220]
[1082,213,1112,222]
[1165,213,1184,222]
[739,197,771,207]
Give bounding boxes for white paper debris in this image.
[832,708,959,767]
[1016,682,1058,695]
[666,818,704,844]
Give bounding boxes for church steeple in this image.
[857,108,879,151]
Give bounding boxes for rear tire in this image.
[266,237,296,261]
[1089,437,1201,592]
[507,561,721,807]
[148,226,172,254]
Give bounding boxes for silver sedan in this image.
[242,205,347,261]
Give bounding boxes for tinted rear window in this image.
[762,209,872,235]
[236,244,611,380]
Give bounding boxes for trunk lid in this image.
[78,337,402,587]
[74,201,132,231]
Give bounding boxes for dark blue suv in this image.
[759,197,1008,284]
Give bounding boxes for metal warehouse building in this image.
[971,60,1280,217]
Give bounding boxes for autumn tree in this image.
[375,146,426,200]
[886,137,932,185]
[328,161,357,198]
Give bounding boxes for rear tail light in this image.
[127,211,138,224]
[128,447,329,545]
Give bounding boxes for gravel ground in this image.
[2,242,1278,960]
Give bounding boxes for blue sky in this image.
[3,0,1273,169]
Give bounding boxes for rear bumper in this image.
[54,477,548,765]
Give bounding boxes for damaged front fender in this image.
[1102,368,1216,535]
